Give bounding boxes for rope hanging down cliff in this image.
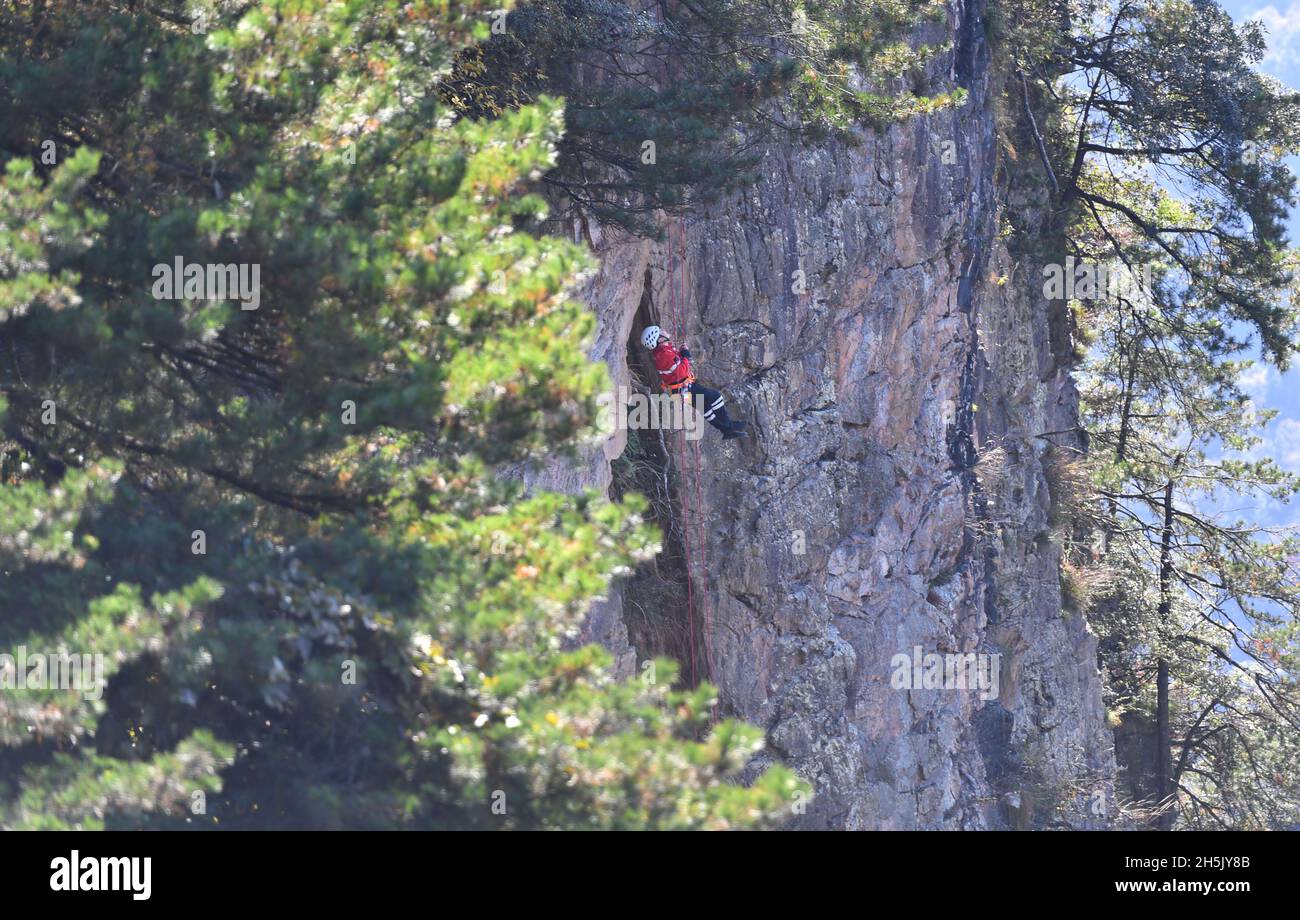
[667,222,698,690]
[666,222,717,719]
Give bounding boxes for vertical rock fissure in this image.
[612,262,712,690]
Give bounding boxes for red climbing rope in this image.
[668,221,699,693]
[681,228,717,723]
[668,221,717,724]
[670,220,702,691]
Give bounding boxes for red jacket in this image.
[652,340,694,392]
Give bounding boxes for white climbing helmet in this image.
[640,325,663,350]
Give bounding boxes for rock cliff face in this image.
[536,0,1117,829]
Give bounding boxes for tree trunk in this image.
[1155,477,1175,830]
[1156,657,1171,829]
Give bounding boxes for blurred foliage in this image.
[0,0,806,829]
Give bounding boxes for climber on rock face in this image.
[640,324,748,440]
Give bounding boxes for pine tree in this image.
[0,0,805,830]
[441,0,967,234]
[1077,245,1300,829]
[1021,0,1300,362]
[1002,0,1300,828]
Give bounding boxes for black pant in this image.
[684,383,736,433]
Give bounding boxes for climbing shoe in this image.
[722,428,747,440]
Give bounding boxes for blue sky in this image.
[1195,3,1300,527]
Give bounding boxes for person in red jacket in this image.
[640,325,747,439]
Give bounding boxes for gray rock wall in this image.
[543,0,1116,829]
